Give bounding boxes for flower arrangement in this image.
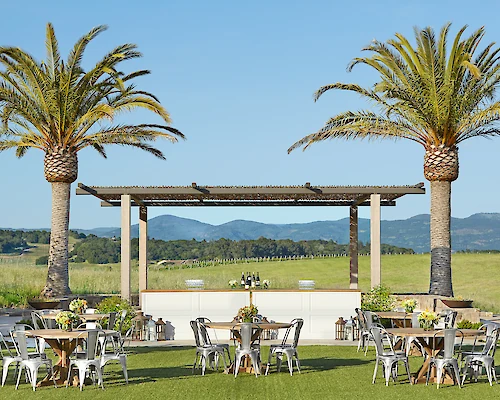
[263,279,270,289]
[237,304,258,323]
[69,298,88,314]
[418,310,440,330]
[228,280,238,289]
[401,299,417,313]
[55,311,79,331]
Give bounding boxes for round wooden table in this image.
[42,313,109,322]
[26,329,115,386]
[375,312,412,328]
[386,328,483,384]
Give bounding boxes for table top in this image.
[205,322,292,330]
[386,328,483,338]
[42,313,109,321]
[375,312,411,319]
[25,329,116,340]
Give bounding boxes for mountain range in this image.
[75,212,500,253]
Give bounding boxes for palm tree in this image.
[288,24,500,297]
[0,23,184,297]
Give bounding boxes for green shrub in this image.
[361,285,395,311]
[35,256,49,265]
[457,319,482,329]
[96,296,136,333]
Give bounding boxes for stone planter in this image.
[441,299,473,308]
[28,299,61,310]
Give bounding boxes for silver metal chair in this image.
[265,318,303,376]
[234,323,260,378]
[436,310,457,329]
[107,312,118,330]
[66,329,105,391]
[371,326,412,386]
[355,308,370,353]
[426,329,463,388]
[190,320,226,375]
[100,331,128,385]
[0,331,21,387]
[12,330,56,391]
[117,310,128,333]
[196,317,231,363]
[461,326,499,386]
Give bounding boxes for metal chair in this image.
[107,312,118,330]
[426,329,463,388]
[1,331,21,387]
[370,326,412,386]
[66,329,105,391]
[190,320,227,375]
[11,330,56,391]
[117,310,128,333]
[265,318,303,376]
[100,331,128,385]
[461,326,499,386]
[234,323,260,378]
[436,310,457,329]
[355,308,370,353]
[196,317,231,363]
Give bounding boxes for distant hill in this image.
[76,212,500,253]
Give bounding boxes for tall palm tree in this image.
[0,23,184,297]
[288,24,500,297]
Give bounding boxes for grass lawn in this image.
[1,249,500,312]
[1,345,500,400]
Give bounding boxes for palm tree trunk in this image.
[428,180,453,297]
[42,182,72,296]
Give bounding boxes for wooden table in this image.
[26,329,115,386]
[387,328,483,384]
[204,322,292,373]
[42,313,109,322]
[375,312,412,328]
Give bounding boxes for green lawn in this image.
[1,345,500,400]
[1,249,500,311]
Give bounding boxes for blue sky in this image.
[2,0,500,229]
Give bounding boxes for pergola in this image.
[76,182,425,302]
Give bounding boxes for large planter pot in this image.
[28,299,61,310]
[441,299,473,308]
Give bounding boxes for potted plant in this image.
[69,298,88,314]
[441,296,473,308]
[418,310,440,330]
[55,311,79,331]
[401,299,418,313]
[237,304,258,323]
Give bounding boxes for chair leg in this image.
[404,360,412,385]
[201,355,207,376]
[384,362,392,386]
[276,354,282,372]
[295,351,301,373]
[249,354,259,377]
[2,361,12,387]
[436,365,443,389]
[15,364,23,390]
[287,353,293,376]
[372,359,378,384]
[120,355,128,384]
[265,349,273,375]
[192,353,198,374]
[234,355,241,378]
[451,362,461,388]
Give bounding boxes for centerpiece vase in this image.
[421,321,435,331]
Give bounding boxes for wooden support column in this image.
[121,195,131,302]
[349,205,359,289]
[139,206,148,306]
[370,194,381,288]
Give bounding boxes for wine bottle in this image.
[240,272,245,287]
[256,272,260,287]
[251,272,256,288]
[245,272,250,290]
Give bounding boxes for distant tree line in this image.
[0,229,83,254]
[68,235,415,264]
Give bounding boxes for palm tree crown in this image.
[288,24,500,297]
[0,23,184,162]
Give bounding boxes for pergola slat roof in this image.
[76,182,425,207]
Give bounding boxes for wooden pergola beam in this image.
[99,200,397,207]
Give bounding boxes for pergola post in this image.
[349,205,358,289]
[370,193,381,288]
[139,206,148,306]
[121,194,131,302]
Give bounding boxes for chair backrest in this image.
[13,324,33,331]
[238,323,254,351]
[478,326,500,357]
[411,312,421,328]
[0,332,14,359]
[443,311,457,329]
[10,330,30,360]
[118,310,128,332]
[198,322,213,346]
[190,320,202,347]
[77,330,104,361]
[355,308,367,331]
[364,311,381,329]
[31,311,48,330]
[281,318,304,347]
[107,312,117,330]
[431,329,459,359]
[370,326,395,356]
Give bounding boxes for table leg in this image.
[412,337,454,385]
[37,339,79,387]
